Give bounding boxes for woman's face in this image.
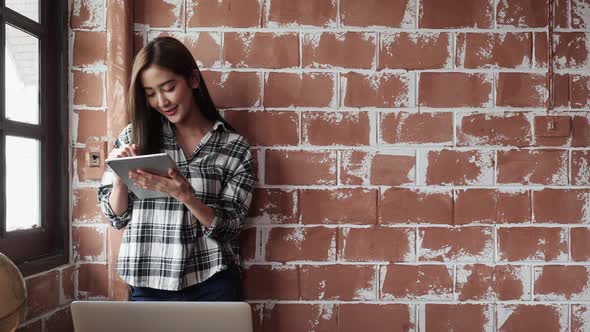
[140,64,198,125]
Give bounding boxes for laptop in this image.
[70,301,253,332]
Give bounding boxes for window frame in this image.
[0,0,69,276]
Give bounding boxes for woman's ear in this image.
[190,69,200,89]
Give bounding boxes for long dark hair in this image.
[128,36,231,154]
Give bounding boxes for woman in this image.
[98,37,256,301]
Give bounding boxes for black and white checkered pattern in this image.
[98,120,256,291]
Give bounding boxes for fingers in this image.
[127,167,189,199]
[169,170,190,191]
[122,144,137,157]
[109,144,138,159]
[130,170,165,190]
[129,171,151,189]
[108,148,122,159]
[135,169,152,179]
[129,170,149,184]
[169,169,189,182]
[130,169,187,197]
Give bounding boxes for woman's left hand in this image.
[129,168,193,203]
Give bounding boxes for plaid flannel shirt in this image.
[98,120,256,291]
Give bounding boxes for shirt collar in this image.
[163,119,228,134]
[212,120,228,132]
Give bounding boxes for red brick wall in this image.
[17,0,112,331]
[19,0,590,331]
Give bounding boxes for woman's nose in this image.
[157,93,169,108]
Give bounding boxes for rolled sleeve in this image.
[98,185,134,229]
[97,124,135,229]
[204,150,256,242]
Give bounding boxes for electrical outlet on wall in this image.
[88,151,101,167]
[79,140,107,181]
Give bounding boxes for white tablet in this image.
[105,153,180,199]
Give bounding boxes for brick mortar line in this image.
[242,300,590,304]
[73,183,590,190]
[71,19,589,34]
[208,107,590,113]
[178,68,556,73]
[72,67,590,76]
[131,27,589,33]
[251,224,587,229]
[244,146,589,151]
[243,261,590,266]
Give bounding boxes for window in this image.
[0,0,68,276]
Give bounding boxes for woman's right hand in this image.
[108,144,138,186]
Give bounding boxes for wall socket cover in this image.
[88,151,101,167]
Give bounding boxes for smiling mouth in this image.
[162,106,178,116]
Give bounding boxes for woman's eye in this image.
[165,86,176,92]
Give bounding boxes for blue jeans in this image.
[129,266,242,302]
